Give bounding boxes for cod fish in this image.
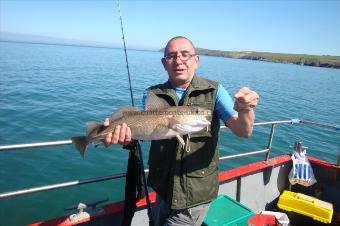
[72,92,211,157]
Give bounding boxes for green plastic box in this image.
[203,195,255,226]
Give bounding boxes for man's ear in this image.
[194,55,200,69]
[195,55,200,64]
[161,58,167,70]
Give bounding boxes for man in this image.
[104,36,259,226]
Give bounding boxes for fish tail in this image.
[71,136,88,157]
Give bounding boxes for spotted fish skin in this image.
[72,92,211,157]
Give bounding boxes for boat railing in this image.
[0,119,338,199]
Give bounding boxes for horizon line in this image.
[0,40,160,53]
[1,32,339,58]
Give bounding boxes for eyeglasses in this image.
[163,52,196,63]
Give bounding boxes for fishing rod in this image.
[117,0,135,107]
[116,1,154,226]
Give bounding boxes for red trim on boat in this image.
[30,201,127,226]
[29,195,157,226]
[308,156,339,170]
[30,216,70,226]
[218,154,291,183]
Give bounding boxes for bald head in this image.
[164,36,196,57]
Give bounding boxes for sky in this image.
[1,0,340,56]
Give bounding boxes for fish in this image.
[71,92,211,157]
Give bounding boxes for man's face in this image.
[162,38,199,88]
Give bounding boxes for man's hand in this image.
[233,87,259,112]
[103,119,132,147]
[226,87,259,138]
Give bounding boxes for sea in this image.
[0,41,339,225]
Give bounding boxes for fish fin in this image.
[86,121,103,136]
[168,117,181,130]
[111,106,139,121]
[71,136,88,158]
[145,92,170,111]
[92,140,102,148]
[176,134,185,147]
[168,117,195,134]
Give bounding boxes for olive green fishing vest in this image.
[147,75,220,209]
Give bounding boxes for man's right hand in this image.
[103,118,132,147]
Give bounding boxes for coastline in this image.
[193,48,340,69]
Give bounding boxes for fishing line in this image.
[116,1,154,225]
[117,0,135,107]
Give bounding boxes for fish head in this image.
[188,106,212,117]
[171,106,212,134]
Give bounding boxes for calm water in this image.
[0,42,339,225]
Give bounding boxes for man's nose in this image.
[175,55,184,64]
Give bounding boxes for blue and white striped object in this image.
[289,152,316,186]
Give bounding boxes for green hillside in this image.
[161,47,340,69]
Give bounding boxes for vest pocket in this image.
[186,162,219,205]
[186,162,217,178]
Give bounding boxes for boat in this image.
[1,118,339,225]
